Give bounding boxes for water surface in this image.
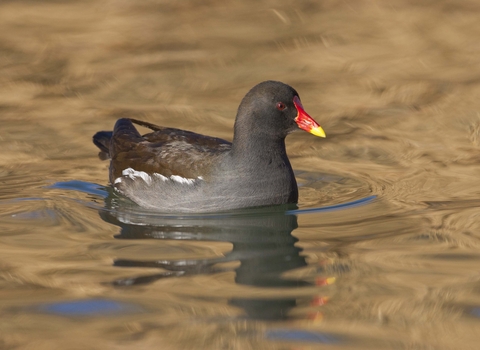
[1,0,480,349]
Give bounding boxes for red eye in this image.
[276,102,286,111]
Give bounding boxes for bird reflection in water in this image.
[99,197,331,321]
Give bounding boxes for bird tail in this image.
[92,131,113,160]
[93,118,144,160]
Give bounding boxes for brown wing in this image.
[109,118,231,183]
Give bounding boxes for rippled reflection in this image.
[100,198,319,320]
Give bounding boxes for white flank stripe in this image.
[153,173,168,182]
[122,168,152,185]
[170,175,196,185]
[119,167,202,186]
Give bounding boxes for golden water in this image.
[1,0,480,349]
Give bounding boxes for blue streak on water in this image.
[49,180,108,198]
[289,195,377,215]
[37,299,140,316]
[265,329,340,344]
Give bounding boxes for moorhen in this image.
[93,80,325,213]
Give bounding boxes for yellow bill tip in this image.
[309,126,326,138]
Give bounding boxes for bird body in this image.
[93,81,325,213]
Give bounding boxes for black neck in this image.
[231,132,287,161]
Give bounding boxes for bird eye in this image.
[276,102,286,111]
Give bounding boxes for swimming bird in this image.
[93,80,325,213]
